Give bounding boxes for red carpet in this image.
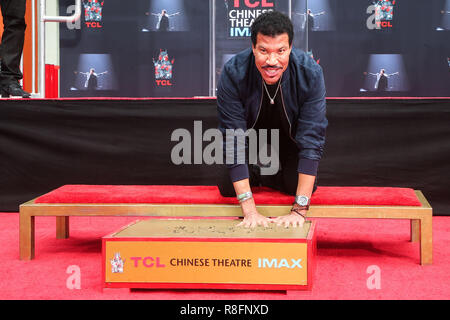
[1,213,449,300]
[34,185,422,206]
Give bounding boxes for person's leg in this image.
[216,164,261,197]
[259,147,318,196]
[216,166,236,197]
[277,154,318,195]
[0,0,26,83]
[0,0,30,97]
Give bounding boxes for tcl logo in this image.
[85,22,102,28]
[232,0,274,8]
[156,80,173,86]
[130,256,166,268]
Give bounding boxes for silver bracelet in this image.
[237,191,253,203]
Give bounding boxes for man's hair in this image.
[251,11,294,47]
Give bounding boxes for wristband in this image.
[291,203,308,219]
[237,191,253,203]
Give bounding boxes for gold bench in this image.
[19,189,432,265]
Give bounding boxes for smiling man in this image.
[217,11,328,228]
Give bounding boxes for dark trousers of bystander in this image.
[0,0,26,85]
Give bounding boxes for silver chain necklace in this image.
[263,78,281,105]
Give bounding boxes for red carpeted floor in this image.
[1,213,449,300]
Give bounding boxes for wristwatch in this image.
[294,195,310,210]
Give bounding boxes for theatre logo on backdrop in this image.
[83,0,104,28]
[227,0,275,38]
[366,0,396,30]
[153,50,175,87]
[110,253,125,273]
[66,0,104,30]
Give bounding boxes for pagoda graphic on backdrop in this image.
[153,49,175,86]
[83,0,104,22]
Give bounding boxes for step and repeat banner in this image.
[59,0,450,97]
[59,0,210,97]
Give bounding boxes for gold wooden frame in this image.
[19,190,432,265]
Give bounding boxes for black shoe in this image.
[1,82,31,98]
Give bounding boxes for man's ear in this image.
[287,44,293,55]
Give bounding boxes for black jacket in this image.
[217,47,328,182]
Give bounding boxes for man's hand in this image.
[271,211,305,228]
[236,198,271,228]
[237,211,271,228]
[233,179,272,229]
[271,172,314,228]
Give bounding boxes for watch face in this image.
[297,195,309,206]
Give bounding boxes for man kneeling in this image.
[216,11,328,228]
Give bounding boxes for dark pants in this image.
[0,0,26,85]
[217,146,318,197]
